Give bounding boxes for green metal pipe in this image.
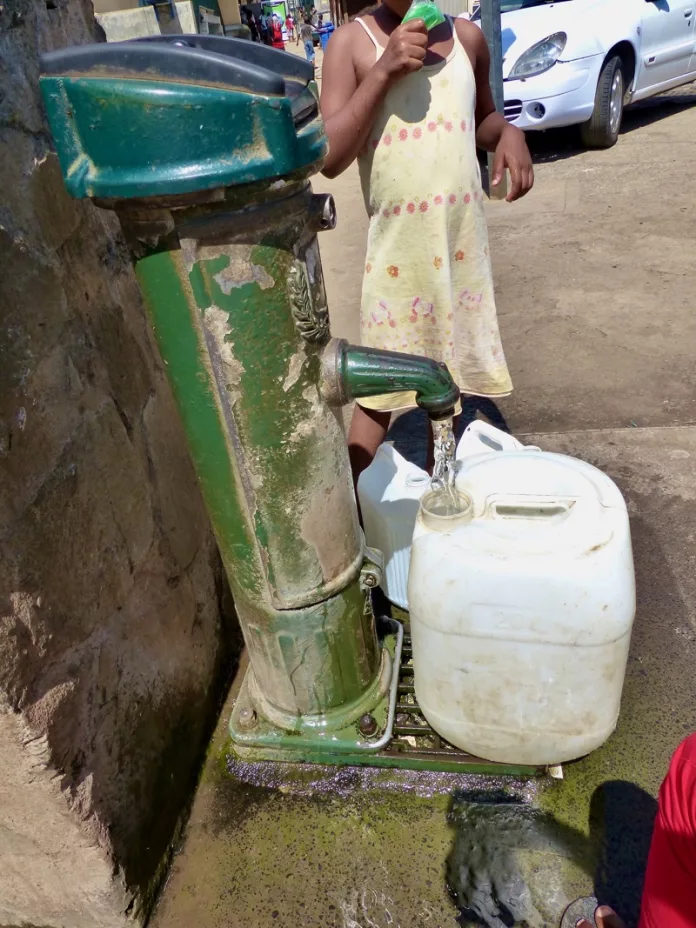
[116,179,388,727]
[38,38,480,765]
[322,339,460,420]
[116,183,460,734]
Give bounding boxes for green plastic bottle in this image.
[401,0,445,31]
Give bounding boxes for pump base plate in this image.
[230,618,548,776]
[230,617,403,757]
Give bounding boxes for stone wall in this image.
[0,1,238,925]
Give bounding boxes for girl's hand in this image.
[375,20,428,83]
[491,125,534,202]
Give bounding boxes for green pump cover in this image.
[39,35,326,199]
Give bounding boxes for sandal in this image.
[560,896,600,928]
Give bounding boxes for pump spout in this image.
[321,338,460,420]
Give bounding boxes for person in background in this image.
[241,6,260,41]
[573,734,696,928]
[319,0,533,482]
[285,11,295,40]
[297,15,315,63]
[258,10,270,44]
[271,12,285,48]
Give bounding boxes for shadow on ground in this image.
[520,86,696,165]
[446,778,657,928]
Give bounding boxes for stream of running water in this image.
[430,416,463,514]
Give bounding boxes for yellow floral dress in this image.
[356,16,512,411]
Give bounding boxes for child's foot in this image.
[576,906,626,928]
[561,899,626,928]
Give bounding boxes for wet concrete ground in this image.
[152,428,696,928]
[152,92,696,927]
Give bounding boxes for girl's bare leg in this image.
[348,404,392,491]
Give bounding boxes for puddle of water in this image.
[227,756,543,802]
[447,791,593,928]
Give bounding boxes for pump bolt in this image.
[317,193,336,231]
[358,713,378,737]
[238,707,257,730]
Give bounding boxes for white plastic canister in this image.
[408,450,636,766]
[358,422,524,609]
[358,444,430,609]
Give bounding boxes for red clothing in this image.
[271,21,284,48]
[639,734,696,928]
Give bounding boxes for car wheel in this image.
[580,55,624,149]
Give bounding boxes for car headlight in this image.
[508,32,567,79]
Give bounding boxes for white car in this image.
[472,0,696,147]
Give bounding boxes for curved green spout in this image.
[322,339,460,420]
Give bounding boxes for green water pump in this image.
[40,36,460,765]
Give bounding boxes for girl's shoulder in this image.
[328,17,377,53]
[453,15,486,64]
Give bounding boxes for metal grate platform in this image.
[229,596,554,776]
[372,631,545,775]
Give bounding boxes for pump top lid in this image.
[41,35,313,97]
[40,36,326,200]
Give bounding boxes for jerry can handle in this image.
[484,495,576,521]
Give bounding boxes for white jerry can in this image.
[408,450,636,766]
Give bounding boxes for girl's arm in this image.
[320,20,428,179]
[459,22,534,201]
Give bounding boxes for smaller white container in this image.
[358,444,430,608]
[455,419,526,457]
[358,422,525,608]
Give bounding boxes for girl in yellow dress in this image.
[320,4,533,482]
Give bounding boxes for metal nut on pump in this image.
[359,548,384,593]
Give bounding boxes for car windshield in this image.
[473,0,573,16]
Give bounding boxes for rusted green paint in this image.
[232,611,390,744]
[128,182,383,723]
[134,248,267,600]
[235,568,380,720]
[39,75,325,199]
[342,343,461,418]
[180,190,362,611]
